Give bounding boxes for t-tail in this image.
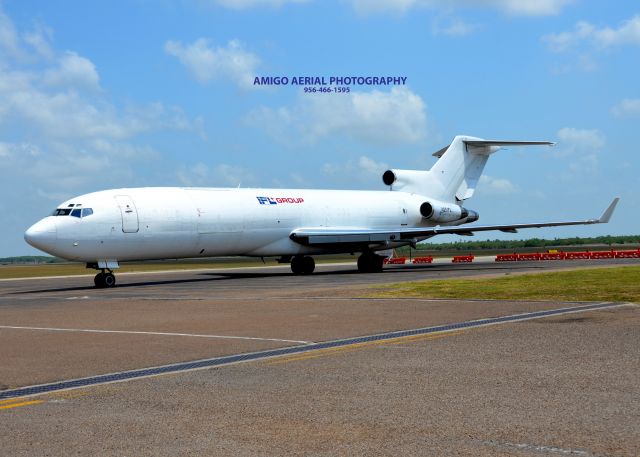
[382,136,555,202]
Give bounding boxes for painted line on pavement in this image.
[0,302,629,402]
[0,325,310,344]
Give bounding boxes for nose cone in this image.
[25,217,58,253]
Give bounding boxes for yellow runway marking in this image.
[0,398,44,410]
[267,330,464,365]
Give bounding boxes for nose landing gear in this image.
[87,261,120,288]
[94,270,116,288]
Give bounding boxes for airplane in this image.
[24,135,619,288]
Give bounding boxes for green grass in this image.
[373,266,640,303]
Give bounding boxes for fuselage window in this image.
[71,209,82,218]
[82,208,94,217]
[52,208,72,216]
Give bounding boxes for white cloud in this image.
[0,5,198,218]
[478,175,518,195]
[215,0,309,8]
[320,155,391,189]
[176,162,256,187]
[557,127,605,151]
[611,98,640,118]
[0,141,40,159]
[0,6,22,59]
[43,52,100,90]
[556,127,605,174]
[23,23,54,60]
[432,18,479,37]
[544,15,640,52]
[247,86,427,145]
[358,156,389,175]
[164,38,260,89]
[350,0,573,16]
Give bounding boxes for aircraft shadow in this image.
[8,262,548,295]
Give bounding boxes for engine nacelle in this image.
[420,200,479,223]
[382,169,429,190]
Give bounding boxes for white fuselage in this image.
[25,187,443,262]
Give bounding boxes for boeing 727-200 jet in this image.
[24,135,619,287]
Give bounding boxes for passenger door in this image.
[114,195,139,233]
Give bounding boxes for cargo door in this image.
[114,195,139,233]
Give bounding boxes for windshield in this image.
[52,208,72,216]
[51,207,94,217]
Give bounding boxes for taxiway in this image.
[1,258,638,456]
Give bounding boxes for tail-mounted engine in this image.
[420,200,479,224]
[382,169,429,191]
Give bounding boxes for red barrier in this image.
[540,252,565,260]
[383,257,407,265]
[412,256,434,264]
[452,255,474,263]
[496,249,640,262]
[516,253,541,261]
[589,251,615,259]
[564,251,591,260]
[614,250,640,258]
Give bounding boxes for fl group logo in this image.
[256,196,305,205]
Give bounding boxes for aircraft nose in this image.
[24,218,57,251]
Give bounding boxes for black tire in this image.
[291,256,304,275]
[372,254,384,273]
[357,253,384,273]
[94,273,105,288]
[301,256,315,274]
[103,273,116,287]
[357,254,371,273]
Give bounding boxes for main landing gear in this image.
[290,255,315,275]
[94,270,116,288]
[357,252,384,273]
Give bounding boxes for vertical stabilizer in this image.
[383,136,553,202]
[429,135,489,202]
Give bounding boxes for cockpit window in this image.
[51,207,93,217]
[52,208,72,216]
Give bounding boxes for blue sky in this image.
[1,0,638,256]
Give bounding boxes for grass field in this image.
[373,266,640,303]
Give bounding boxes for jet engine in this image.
[420,200,479,224]
[382,169,429,190]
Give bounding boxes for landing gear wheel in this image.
[291,256,304,275]
[291,256,315,275]
[94,272,116,288]
[103,273,116,287]
[357,253,384,273]
[301,256,315,275]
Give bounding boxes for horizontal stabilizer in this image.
[432,140,553,158]
[464,140,555,147]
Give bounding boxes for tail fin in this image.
[385,136,553,202]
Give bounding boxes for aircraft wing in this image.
[290,198,619,247]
